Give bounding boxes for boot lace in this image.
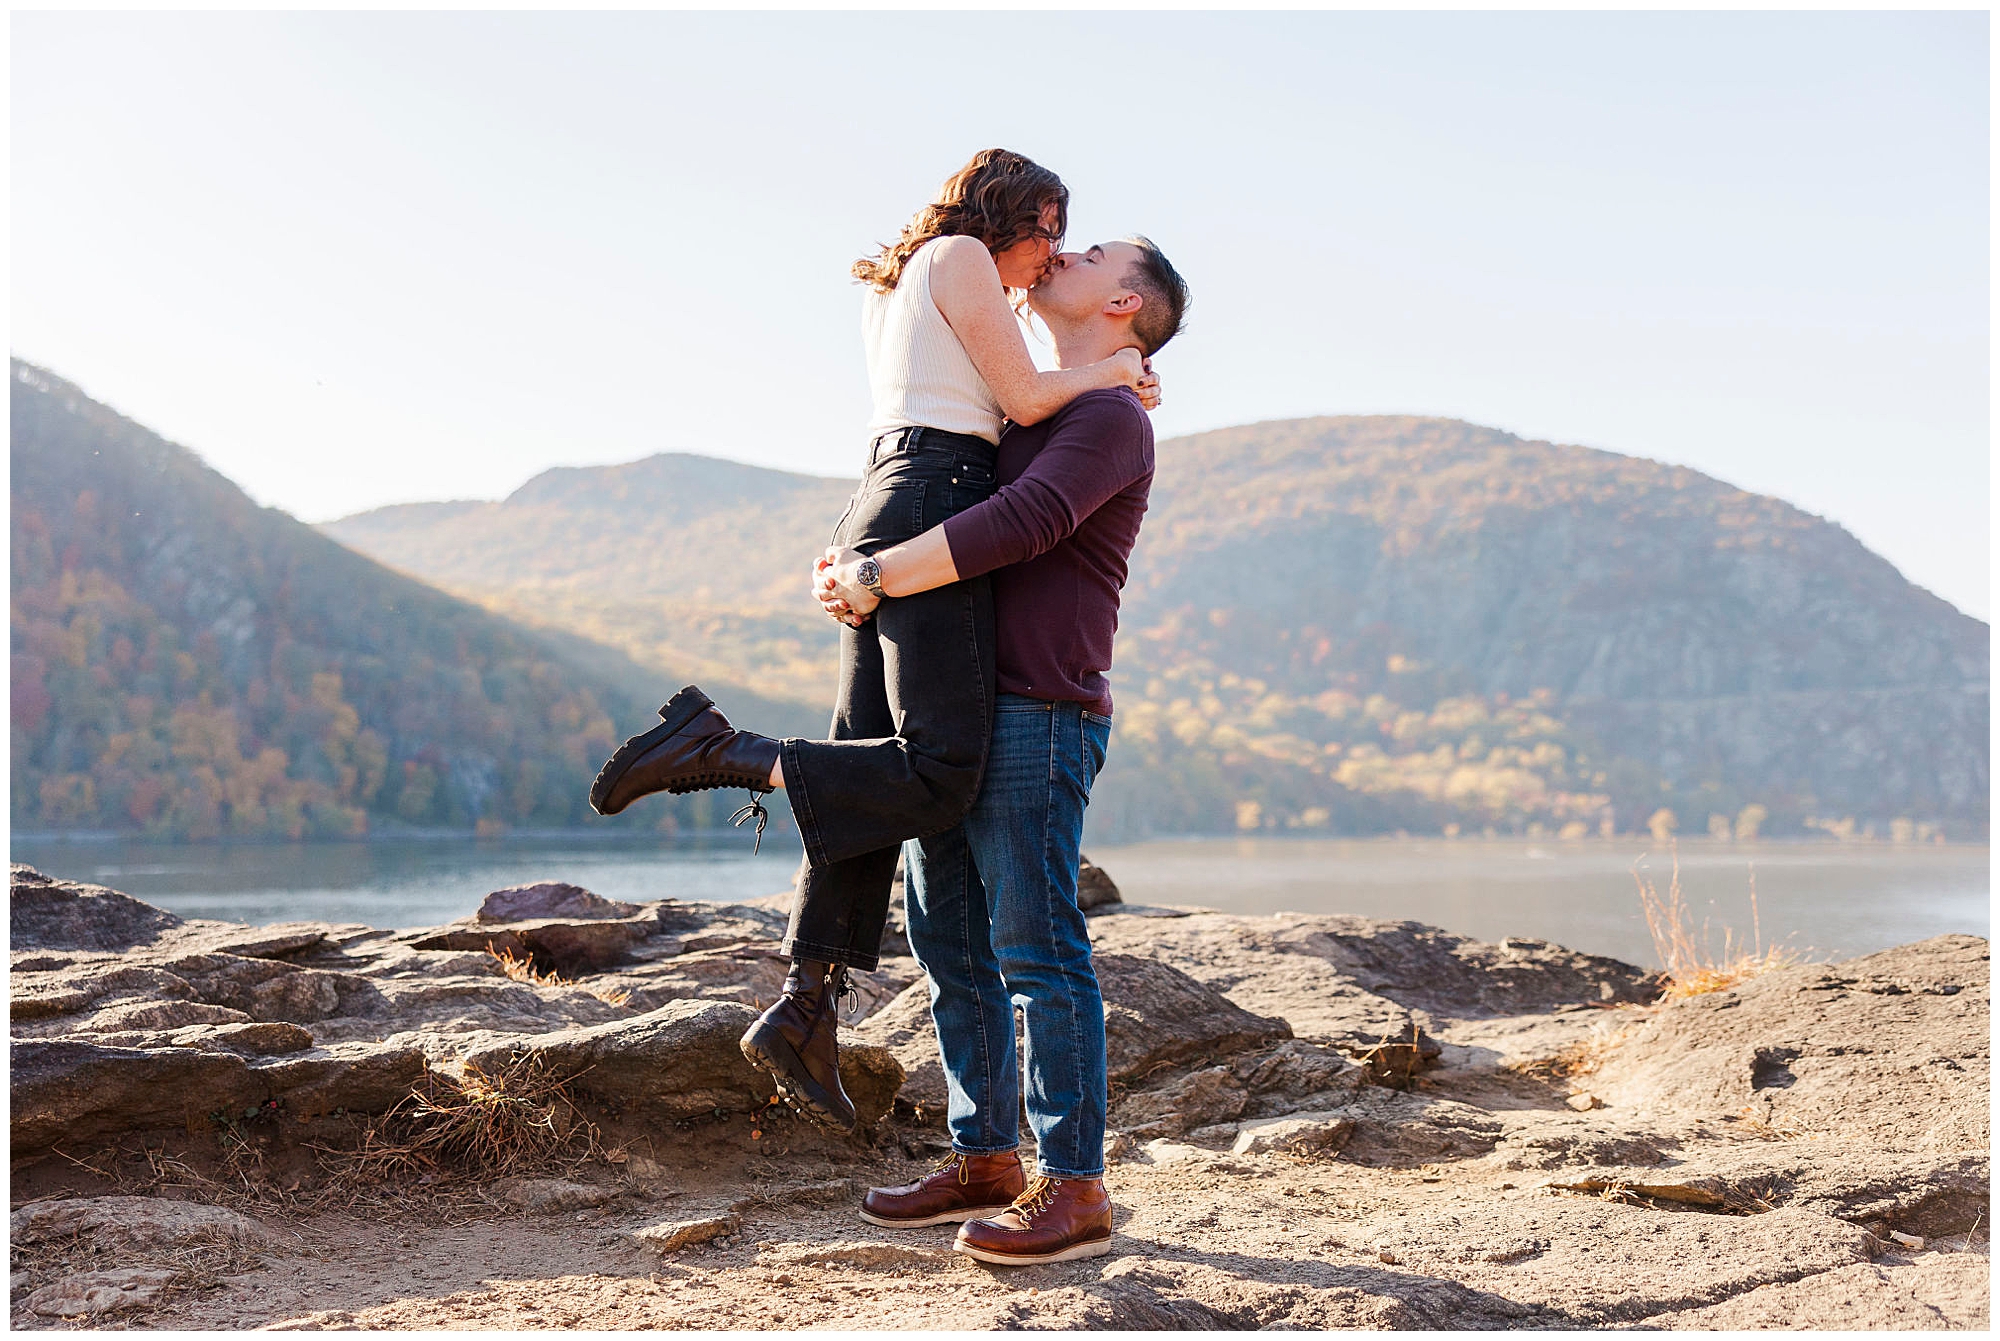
[826,963,860,1022]
[1012,1175,1063,1226]
[929,1150,971,1185]
[729,790,771,854]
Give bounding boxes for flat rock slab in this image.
[10,865,183,952]
[1592,934,1990,1149]
[13,1195,272,1250]
[23,1267,179,1319]
[10,1038,427,1150]
[1233,1109,1356,1156]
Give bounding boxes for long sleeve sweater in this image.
[940,388,1154,715]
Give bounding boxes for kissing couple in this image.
[590,147,1189,1267]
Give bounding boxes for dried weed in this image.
[487,947,634,1006]
[313,1053,603,1191]
[1635,846,1804,1000]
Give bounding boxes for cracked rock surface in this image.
[9,864,1986,1330]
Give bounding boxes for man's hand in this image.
[815,547,881,625]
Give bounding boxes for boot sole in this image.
[857,1205,1017,1229]
[952,1235,1114,1266]
[740,1022,857,1134]
[589,686,712,815]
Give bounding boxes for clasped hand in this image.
[813,547,877,627]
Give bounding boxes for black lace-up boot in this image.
[589,687,778,843]
[740,959,857,1133]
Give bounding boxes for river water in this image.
[11,834,1987,971]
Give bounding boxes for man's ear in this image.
[1104,291,1144,320]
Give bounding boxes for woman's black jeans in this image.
[779,425,998,972]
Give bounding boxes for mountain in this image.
[8,360,801,840]
[324,416,1988,841]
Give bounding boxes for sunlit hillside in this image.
[324,417,1989,841]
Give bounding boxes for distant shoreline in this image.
[11,829,1986,851]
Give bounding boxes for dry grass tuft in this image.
[1511,1010,1649,1082]
[316,1053,602,1189]
[1635,845,1802,1000]
[489,946,634,1007]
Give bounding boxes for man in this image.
[817,237,1190,1265]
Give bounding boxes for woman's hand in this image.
[1136,356,1163,411]
[1111,346,1146,387]
[811,554,864,626]
[815,547,881,625]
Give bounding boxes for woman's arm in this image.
[927,235,1143,425]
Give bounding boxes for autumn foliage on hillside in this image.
[9,361,680,839]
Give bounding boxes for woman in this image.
[588,149,1157,1130]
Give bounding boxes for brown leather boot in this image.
[860,1149,1027,1229]
[738,959,855,1132]
[954,1175,1114,1265]
[590,686,779,819]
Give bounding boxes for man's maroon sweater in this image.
[939,387,1154,716]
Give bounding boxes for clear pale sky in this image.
[13,10,1990,618]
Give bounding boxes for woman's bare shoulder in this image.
[927,234,996,272]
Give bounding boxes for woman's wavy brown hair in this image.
[852,148,1068,294]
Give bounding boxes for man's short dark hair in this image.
[1121,235,1190,357]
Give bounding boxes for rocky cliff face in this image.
[9,865,1987,1329]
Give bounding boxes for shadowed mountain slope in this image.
[9,361,805,839]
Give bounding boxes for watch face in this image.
[857,559,881,590]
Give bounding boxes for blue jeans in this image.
[903,695,1112,1180]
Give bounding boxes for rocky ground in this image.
[9,861,1989,1330]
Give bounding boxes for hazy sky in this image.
[12,10,1990,617]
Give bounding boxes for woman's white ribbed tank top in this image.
[862,238,1005,445]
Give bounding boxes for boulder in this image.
[475,882,640,923]
[1076,856,1122,912]
[249,1042,430,1120]
[839,1042,908,1129]
[1113,1065,1249,1138]
[23,1267,179,1318]
[851,982,950,1115]
[12,1040,265,1150]
[10,865,182,952]
[1086,911,1658,1040]
[1096,952,1292,1081]
[1228,1039,1366,1119]
[459,999,776,1119]
[13,1195,273,1250]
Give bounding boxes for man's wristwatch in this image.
[854,557,887,601]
